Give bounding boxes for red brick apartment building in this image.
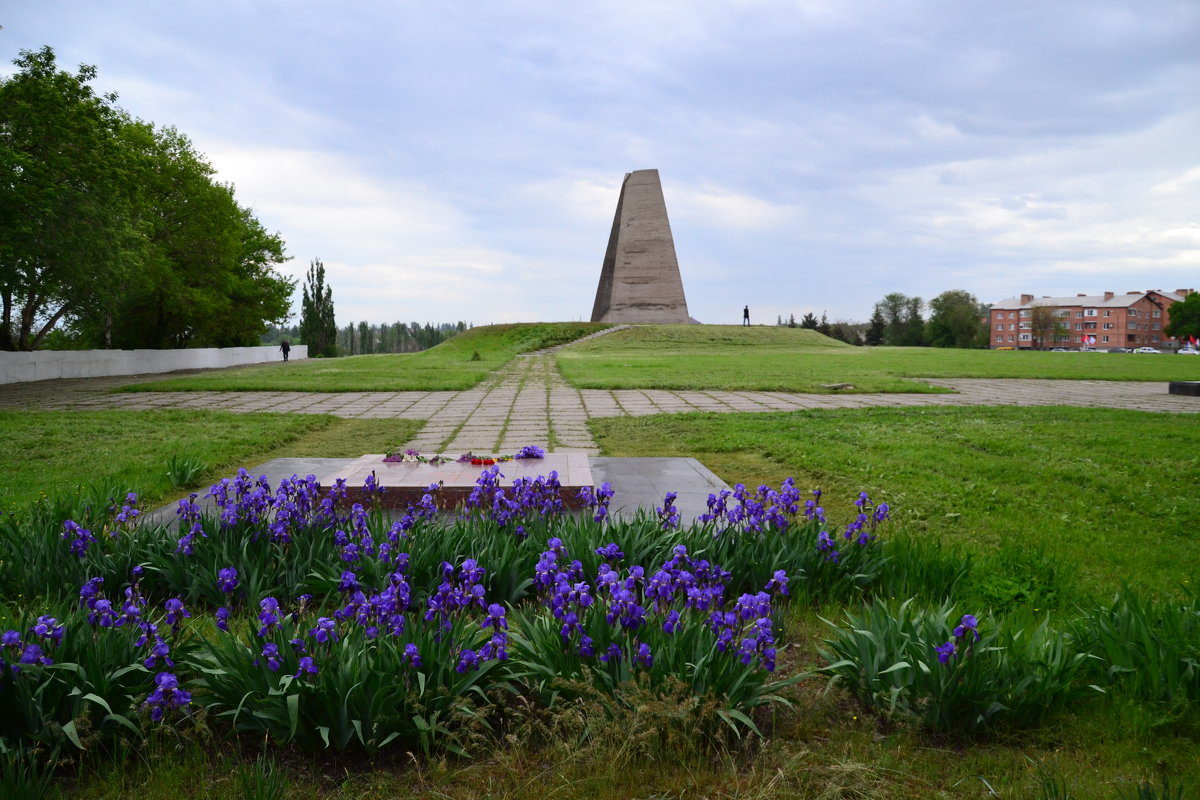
[988,289,1194,350]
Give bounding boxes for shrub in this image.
[1072,589,1200,713]
[818,599,1101,731]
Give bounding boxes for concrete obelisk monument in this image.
[590,169,692,323]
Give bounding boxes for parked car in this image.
[1108,347,1131,353]
[1050,347,1069,352]
[1178,348,1199,355]
[1133,347,1162,354]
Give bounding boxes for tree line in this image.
[775,311,863,345]
[863,290,989,348]
[274,258,468,357]
[261,320,468,356]
[0,47,293,351]
[777,290,990,348]
[336,321,469,355]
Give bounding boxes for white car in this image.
[1178,348,1199,355]
[1133,347,1161,354]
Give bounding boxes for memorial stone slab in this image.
[321,452,593,509]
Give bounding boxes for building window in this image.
[1103,323,1113,330]
[1129,309,1138,317]
[1104,310,1111,317]
[1009,324,1016,331]
[1019,333,1031,341]
[1075,323,1083,330]
[1019,322,1031,330]
[995,324,1004,331]
[1152,322,1160,330]
[995,335,1004,342]
[1102,335,1110,343]
[1129,323,1138,330]
[1009,312,1016,319]
[1008,336,1014,342]
[1020,310,1030,318]
[1128,334,1137,343]
[1153,310,1161,318]
[1084,309,1097,316]
[1085,322,1097,329]
[1055,310,1070,317]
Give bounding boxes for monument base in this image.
[320,453,594,510]
[1168,381,1200,397]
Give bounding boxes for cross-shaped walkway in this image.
[1,339,1196,456]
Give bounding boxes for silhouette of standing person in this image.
[743,306,750,327]
[279,339,291,362]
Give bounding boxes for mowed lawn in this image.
[0,411,422,512]
[119,322,610,393]
[3,327,1199,798]
[591,405,1199,599]
[556,325,1200,392]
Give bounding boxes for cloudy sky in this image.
[4,1,1198,327]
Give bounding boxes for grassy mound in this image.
[118,322,611,393]
[557,324,1200,392]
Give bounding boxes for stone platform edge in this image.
[320,452,594,510]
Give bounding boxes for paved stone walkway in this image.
[2,341,1196,455]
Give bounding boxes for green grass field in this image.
[0,411,422,512]
[556,325,1200,392]
[120,322,610,393]
[4,323,1199,799]
[591,405,1198,600]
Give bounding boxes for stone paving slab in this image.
[589,456,729,523]
[4,341,1198,470]
[140,457,360,527]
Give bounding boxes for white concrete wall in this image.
[0,345,307,385]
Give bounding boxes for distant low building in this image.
[988,289,1194,350]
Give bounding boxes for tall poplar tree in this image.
[299,259,338,357]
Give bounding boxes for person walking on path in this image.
[743,306,750,327]
[279,339,291,362]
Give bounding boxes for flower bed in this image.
[0,460,890,757]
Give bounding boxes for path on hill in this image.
[1,337,1196,455]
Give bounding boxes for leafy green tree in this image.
[874,292,925,346]
[827,321,858,344]
[299,258,338,357]
[0,46,138,350]
[902,296,926,346]
[1165,293,1200,342]
[876,292,907,345]
[1029,305,1068,350]
[926,290,988,348]
[102,122,292,348]
[1,47,293,350]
